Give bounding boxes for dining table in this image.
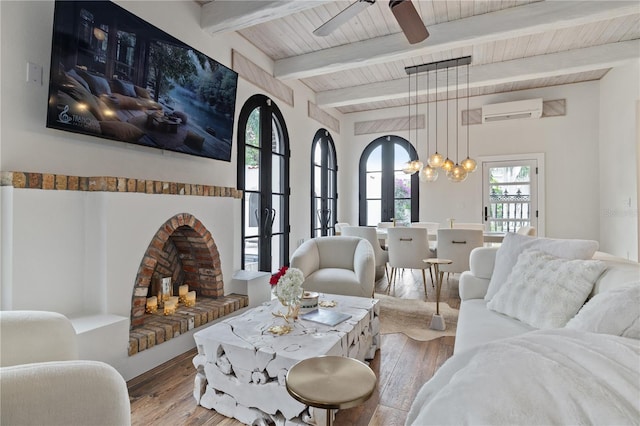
[376,227,504,248]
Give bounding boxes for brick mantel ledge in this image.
[0,171,242,198]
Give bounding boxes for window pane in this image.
[489,166,530,183]
[271,235,282,272]
[394,143,410,169]
[243,238,259,271]
[394,171,411,199]
[272,154,283,193]
[366,172,382,199]
[246,108,260,147]
[367,145,382,172]
[313,141,322,166]
[272,117,283,154]
[245,147,260,190]
[244,193,260,236]
[366,200,381,226]
[394,199,411,224]
[272,194,283,233]
[314,165,322,197]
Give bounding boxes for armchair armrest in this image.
[290,239,320,278]
[353,239,376,297]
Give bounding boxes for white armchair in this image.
[290,236,376,298]
[0,311,131,425]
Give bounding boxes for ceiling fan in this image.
[313,0,429,44]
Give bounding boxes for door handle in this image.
[484,206,488,222]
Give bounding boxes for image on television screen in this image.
[47,1,238,162]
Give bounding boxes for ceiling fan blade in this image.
[389,0,428,44]
[313,0,376,37]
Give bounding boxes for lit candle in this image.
[168,296,179,305]
[163,299,177,315]
[146,296,158,314]
[178,284,189,303]
[184,291,196,307]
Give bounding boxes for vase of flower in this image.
[270,266,304,323]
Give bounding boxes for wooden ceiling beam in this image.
[274,1,639,80]
[201,0,330,34]
[315,40,640,108]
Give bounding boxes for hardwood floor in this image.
[128,271,461,425]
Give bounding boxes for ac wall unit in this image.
[481,98,543,123]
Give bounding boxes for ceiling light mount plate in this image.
[405,56,472,75]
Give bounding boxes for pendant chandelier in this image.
[405,56,476,183]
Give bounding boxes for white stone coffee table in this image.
[192,293,380,425]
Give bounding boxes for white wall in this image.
[0,0,338,257]
[599,60,640,261]
[0,0,342,379]
[341,82,607,241]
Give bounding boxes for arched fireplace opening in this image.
[128,213,247,356]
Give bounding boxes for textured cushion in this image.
[81,72,112,96]
[58,73,105,121]
[111,79,137,97]
[135,85,152,99]
[565,282,640,339]
[487,249,606,329]
[485,233,599,301]
[99,121,144,142]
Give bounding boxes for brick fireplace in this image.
[129,213,247,356]
[2,171,248,379]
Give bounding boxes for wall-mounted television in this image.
[47,1,238,162]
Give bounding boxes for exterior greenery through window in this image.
[311,129,337,237]
[359,136,419,226]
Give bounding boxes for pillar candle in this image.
[178,284,189,296]
[163,299,177,315]
[184,291,196,307]
[146,296,158,314]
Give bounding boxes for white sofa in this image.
[290,236,375,298]
[0,311,131,426]
[407,233,640,425]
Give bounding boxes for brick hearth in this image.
[128,294,247,356]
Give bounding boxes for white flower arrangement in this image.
[270,266,304,306]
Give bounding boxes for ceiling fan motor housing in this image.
[389,0,429,44]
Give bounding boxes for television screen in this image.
[47,1,238,162]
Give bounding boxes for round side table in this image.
[286,355,377,426]
[424,258,452,331]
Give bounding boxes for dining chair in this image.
[436,229,484,278]
[411,222,440,242]
[341,226,389,282]
[334,222,350,235]
[386,227,435,298]
[516,226,536,236]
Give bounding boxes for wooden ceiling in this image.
[199,1,640,114]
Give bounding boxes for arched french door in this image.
[359,135,419,226]
[237,95,290,272]
[311,129,338,237]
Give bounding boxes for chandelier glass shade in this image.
[420,164,439,182]
[462,156,477,173]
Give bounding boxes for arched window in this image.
[311,129,337,237]
[237,95,290,272]
[359,135,419,226]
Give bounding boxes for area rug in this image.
[375,293,458,341]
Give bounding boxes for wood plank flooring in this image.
[128,271,461,425]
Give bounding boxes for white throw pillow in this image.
[487,249,606,329]
[485,233,599,301]
[565,282,640,339]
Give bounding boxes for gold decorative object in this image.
[319,300,337,308]
[272,303,300,323]
[268,325,293,335]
